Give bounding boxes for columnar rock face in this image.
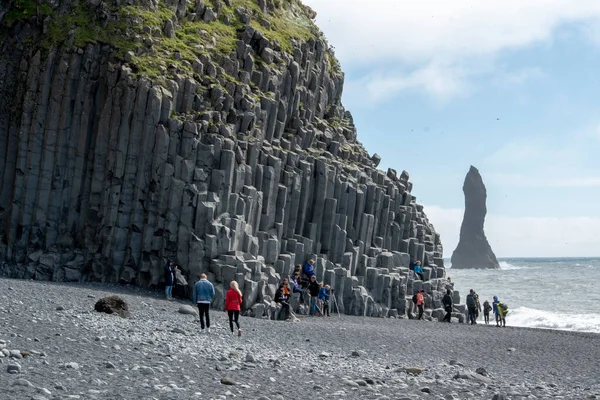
[451,166,500,269]
[0,0,455,319]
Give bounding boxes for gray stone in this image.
[451,166,500,269]
[7,363,21,373]
[178,305,198,316]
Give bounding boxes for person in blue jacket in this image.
[318,284,331,317]
[492,296,500,326]
[413,260,424,281]
[303,259,316,279]
[193,274,215,333]
[164,259,178,300]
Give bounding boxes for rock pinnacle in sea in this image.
[451,166,500,269]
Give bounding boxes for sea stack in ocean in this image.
[451,166,500,269]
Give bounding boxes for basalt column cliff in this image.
[451,166,499,269]
[0,0,456,319]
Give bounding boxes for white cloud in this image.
[424,205,600,257]
[303,0,600,102]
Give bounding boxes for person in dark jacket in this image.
[466,289,477,325]
[164,259,178,301]
[274,279,291,320]
[442,289,453,322]
[307,275,321,316]
[483,299,492,325]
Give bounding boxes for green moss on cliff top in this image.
[3,0,342,79]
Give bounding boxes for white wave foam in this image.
[498,261,523,270]
[508,306,600,334]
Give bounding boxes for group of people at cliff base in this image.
[465,289,509,327]
[282,260,334,318]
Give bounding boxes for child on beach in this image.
[483,300,492,325]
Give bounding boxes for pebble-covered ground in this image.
[1,278,599,400]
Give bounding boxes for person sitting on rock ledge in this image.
[193,274,215,334]
[413,261,424,281]
[303,259,316,280]
[290,272,306,302]
[275,279,291,320]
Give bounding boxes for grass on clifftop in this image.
[3,0,340,79]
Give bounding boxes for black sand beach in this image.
[1,278,599,400]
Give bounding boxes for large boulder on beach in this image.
[94,296,130,318]
[451,166,500,269]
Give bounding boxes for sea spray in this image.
[449,257,600,334]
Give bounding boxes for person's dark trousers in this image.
[416,273,424,281]
[228,310,240,332]
[484,312,490,324]
[197,303,210,329]
[443,306,452,322]
[495,313,501,326]
[418,304,424,320]
[323,301,330,316]
[279,302,290,320]
[468,307,477,324]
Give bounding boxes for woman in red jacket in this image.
[225,281,243,337]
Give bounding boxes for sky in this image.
[303,0,600,257]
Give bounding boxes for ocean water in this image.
[447,258,600,334]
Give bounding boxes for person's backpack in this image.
[412,294,417,303]
[466,294,475,308]
[409,261,415,271]
[499,302,509,314]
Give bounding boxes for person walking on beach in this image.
[442,289,453,322]
[413,261,424,281]
[483,300,492,325]
[416,289,425,320]
[493,296,501,327]
[193,274,215,333]
[466,289,477,325]
[225,281,243,337]
[164,259,178,301]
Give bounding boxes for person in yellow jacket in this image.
[496,300,508,327]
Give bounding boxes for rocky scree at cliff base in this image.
[0,0,461,320]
